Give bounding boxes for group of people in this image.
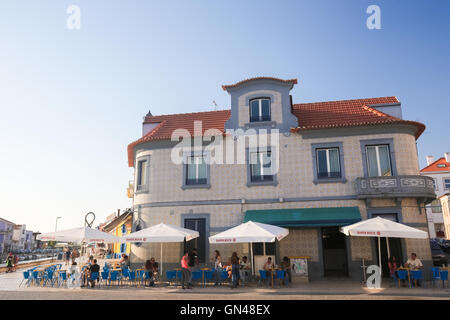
[5,252,19,273]
[64,248,79,266]
[179,249,292,289]
[388,253,424,285]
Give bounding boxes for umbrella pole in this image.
[250,242,254,276]
[160,243,163,276]
[378,237,382,274]
[386,237,390,259]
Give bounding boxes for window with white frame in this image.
[186,154,208,185]
[250,150,273,182]
[136,159,148,191]
[444,178,450,190]
[365,145,392,177]
[250,98,271,122]
[316,148,341,178]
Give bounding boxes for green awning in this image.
[244,207,361,228]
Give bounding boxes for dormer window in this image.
[250,98,271,122]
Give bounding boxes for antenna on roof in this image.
[212,100,218,111]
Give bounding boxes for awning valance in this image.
[244,207,361,228]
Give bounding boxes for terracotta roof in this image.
[222,77,298,91]
[127,97,425,167]
[420,157,450,173]
[291,97,425,138]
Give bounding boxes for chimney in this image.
[117,209,120,217]
[445,152,450,163]
[426,155,434,165]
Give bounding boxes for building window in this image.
[250,151,273,182]
[366,145,392,177]
[182,152,210,189]
[431,200,442,213]
[136,159,148,191]
[250,98,271,122]
[316,148,341,178]
[186,154,208,185]
[444,178,450,190]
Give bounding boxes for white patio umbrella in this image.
[340,216,428,273]
[120,223,199,275]
[208,221,289,275]
[37,226,122,244]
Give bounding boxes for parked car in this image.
[430,240,448,266]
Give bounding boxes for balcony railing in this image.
[355,175,436,203]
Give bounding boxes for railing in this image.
[355,175,436,202]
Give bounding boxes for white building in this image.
[420,153,450,239]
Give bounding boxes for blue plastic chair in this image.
[128,270,137,286]
[410,270,424,288]
[166,270,177,286]
[43,270,56,287]
[396,270,410,288]
[440,270,449,288]
[204,271,214,286]
[276,270,287,287]
[258,270,269,287]
[20,271,31,287]
[31,271,41,286]
[431,267,441,288]
[136,270,145,286]
[109,271,120,286]
[58,271,68,287]
[100,270,109,286]
[191,270,202,286]
[220,270,229,285]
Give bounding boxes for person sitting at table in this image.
[388,256,399,279]
[280,257,291,286]
[87,259,100,288]
[405,253,423,270]
[263,257,274,285]
[120,254,130,270]
[239,256,251,287]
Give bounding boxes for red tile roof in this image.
[420,157,450,173]
[127,97,425,167]
[222,77,298,91]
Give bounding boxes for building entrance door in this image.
[184,218,206,263]
[322,227,348,277]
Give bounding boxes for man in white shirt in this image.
[239,256,251,286]
[405,253,423,269]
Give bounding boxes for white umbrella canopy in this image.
[340,216,428,239]
[340,216,428,274]
[209,221,289,275]
[121,223,199,243]
[121,223,199,275]
[37,226,121,244]
[209,221,289,244]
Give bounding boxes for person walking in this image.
[230,252,240,289]
[181,251,191,289]
[5,252,14,273]
[13,254,19,272]
[65,248,71,266]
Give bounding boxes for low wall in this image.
[0,257,55,273]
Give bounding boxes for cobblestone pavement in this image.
[1,265,449,300]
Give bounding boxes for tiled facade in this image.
[128,77,433,280]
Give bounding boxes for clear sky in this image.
[0,1,449,233]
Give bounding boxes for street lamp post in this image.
[52,217,61,262]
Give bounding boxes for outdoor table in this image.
[269,267,281,287]
[398,267,411,286]
[200,268,210,287]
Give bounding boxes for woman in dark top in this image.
[6,253,13,273]
[230,252,240,289]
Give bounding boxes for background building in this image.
[127,77,434,280]
[420,153,450,238]
[101,209,133,256]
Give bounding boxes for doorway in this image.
[322,227,348,277]
[184,218,206,263]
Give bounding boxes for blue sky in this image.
[0,1,449,232]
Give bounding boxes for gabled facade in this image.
[127,77,434,279]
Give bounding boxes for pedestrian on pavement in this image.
[230,252,240,289]
[5,252,13,273]
[181,251,191,289]
[65,248,71,266]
